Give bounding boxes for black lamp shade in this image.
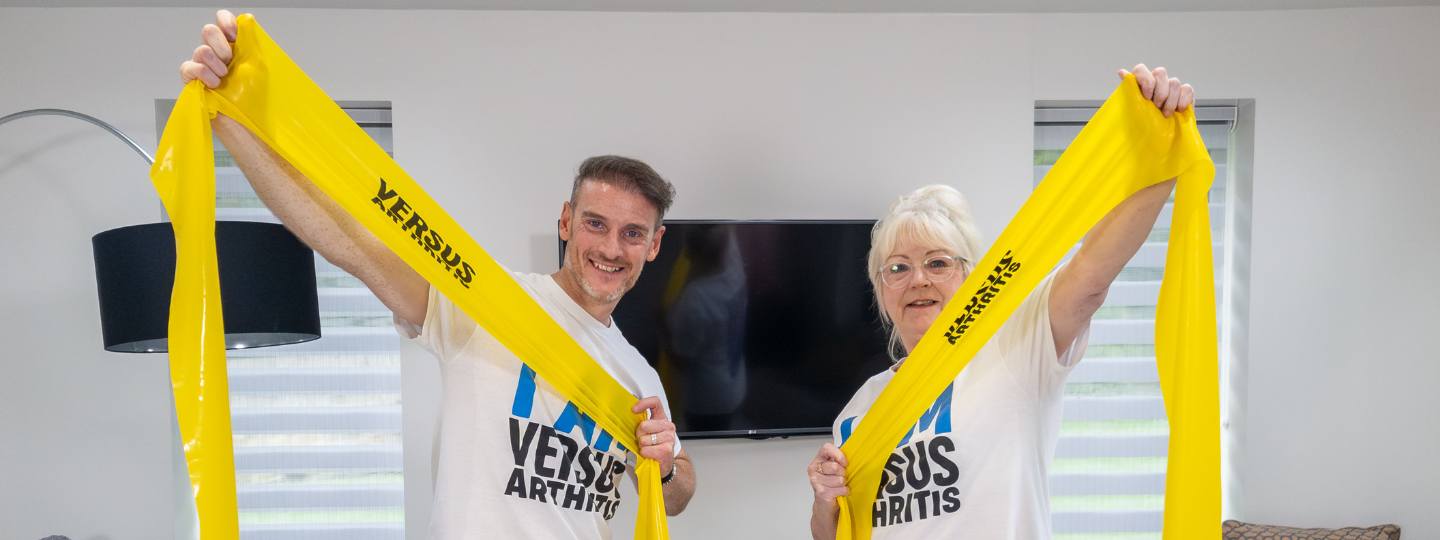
[92,221,321,353]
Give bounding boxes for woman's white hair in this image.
[867,184,984,361]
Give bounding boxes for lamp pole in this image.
[0,108,198,540]
[0,108,156,165]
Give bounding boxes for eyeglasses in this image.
[879,254,968,289]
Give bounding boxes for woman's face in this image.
[879,236,970,355]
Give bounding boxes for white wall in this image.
[2,6,1437,540]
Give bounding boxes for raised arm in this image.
[180,10,429,327]
[1049,64,1194,357]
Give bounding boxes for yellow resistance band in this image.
[834,76,1219,540]
[151,15,668,540]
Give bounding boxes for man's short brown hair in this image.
[571,155,676,227]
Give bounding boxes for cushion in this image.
[1222,519,1401,539]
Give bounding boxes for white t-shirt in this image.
[831,273,1089,540]
[403,272,677,540]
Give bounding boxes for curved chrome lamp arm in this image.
[0,108,154,165]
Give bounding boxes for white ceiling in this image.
[5,0,1439,12]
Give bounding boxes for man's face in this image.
[557,180,666,307]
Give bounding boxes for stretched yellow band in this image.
[151,15,669,540]
[833,75,1220,540]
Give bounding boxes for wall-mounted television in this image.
[564,220,893,438]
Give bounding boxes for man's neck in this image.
[549,269,617,326]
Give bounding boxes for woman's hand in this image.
[808,443,849,539]
[808,443,849,505]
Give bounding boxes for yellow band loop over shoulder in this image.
[832,75,1219,540]
[152,15,668,540]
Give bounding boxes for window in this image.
[157,102,403,540]
[1034,104,1240,540]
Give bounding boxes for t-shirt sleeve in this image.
[994,269,1092,398]
[831,372,888,449]
[394,284,479,363]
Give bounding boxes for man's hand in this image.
[180,10,239,88]
[1118,63,1195,118]
[632,396,677,476]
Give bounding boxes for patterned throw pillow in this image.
[1222,519,1401,540]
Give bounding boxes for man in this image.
[179,10,696,538]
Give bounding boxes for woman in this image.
[807,64,1194,539]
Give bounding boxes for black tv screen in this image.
[565,220,893,438]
